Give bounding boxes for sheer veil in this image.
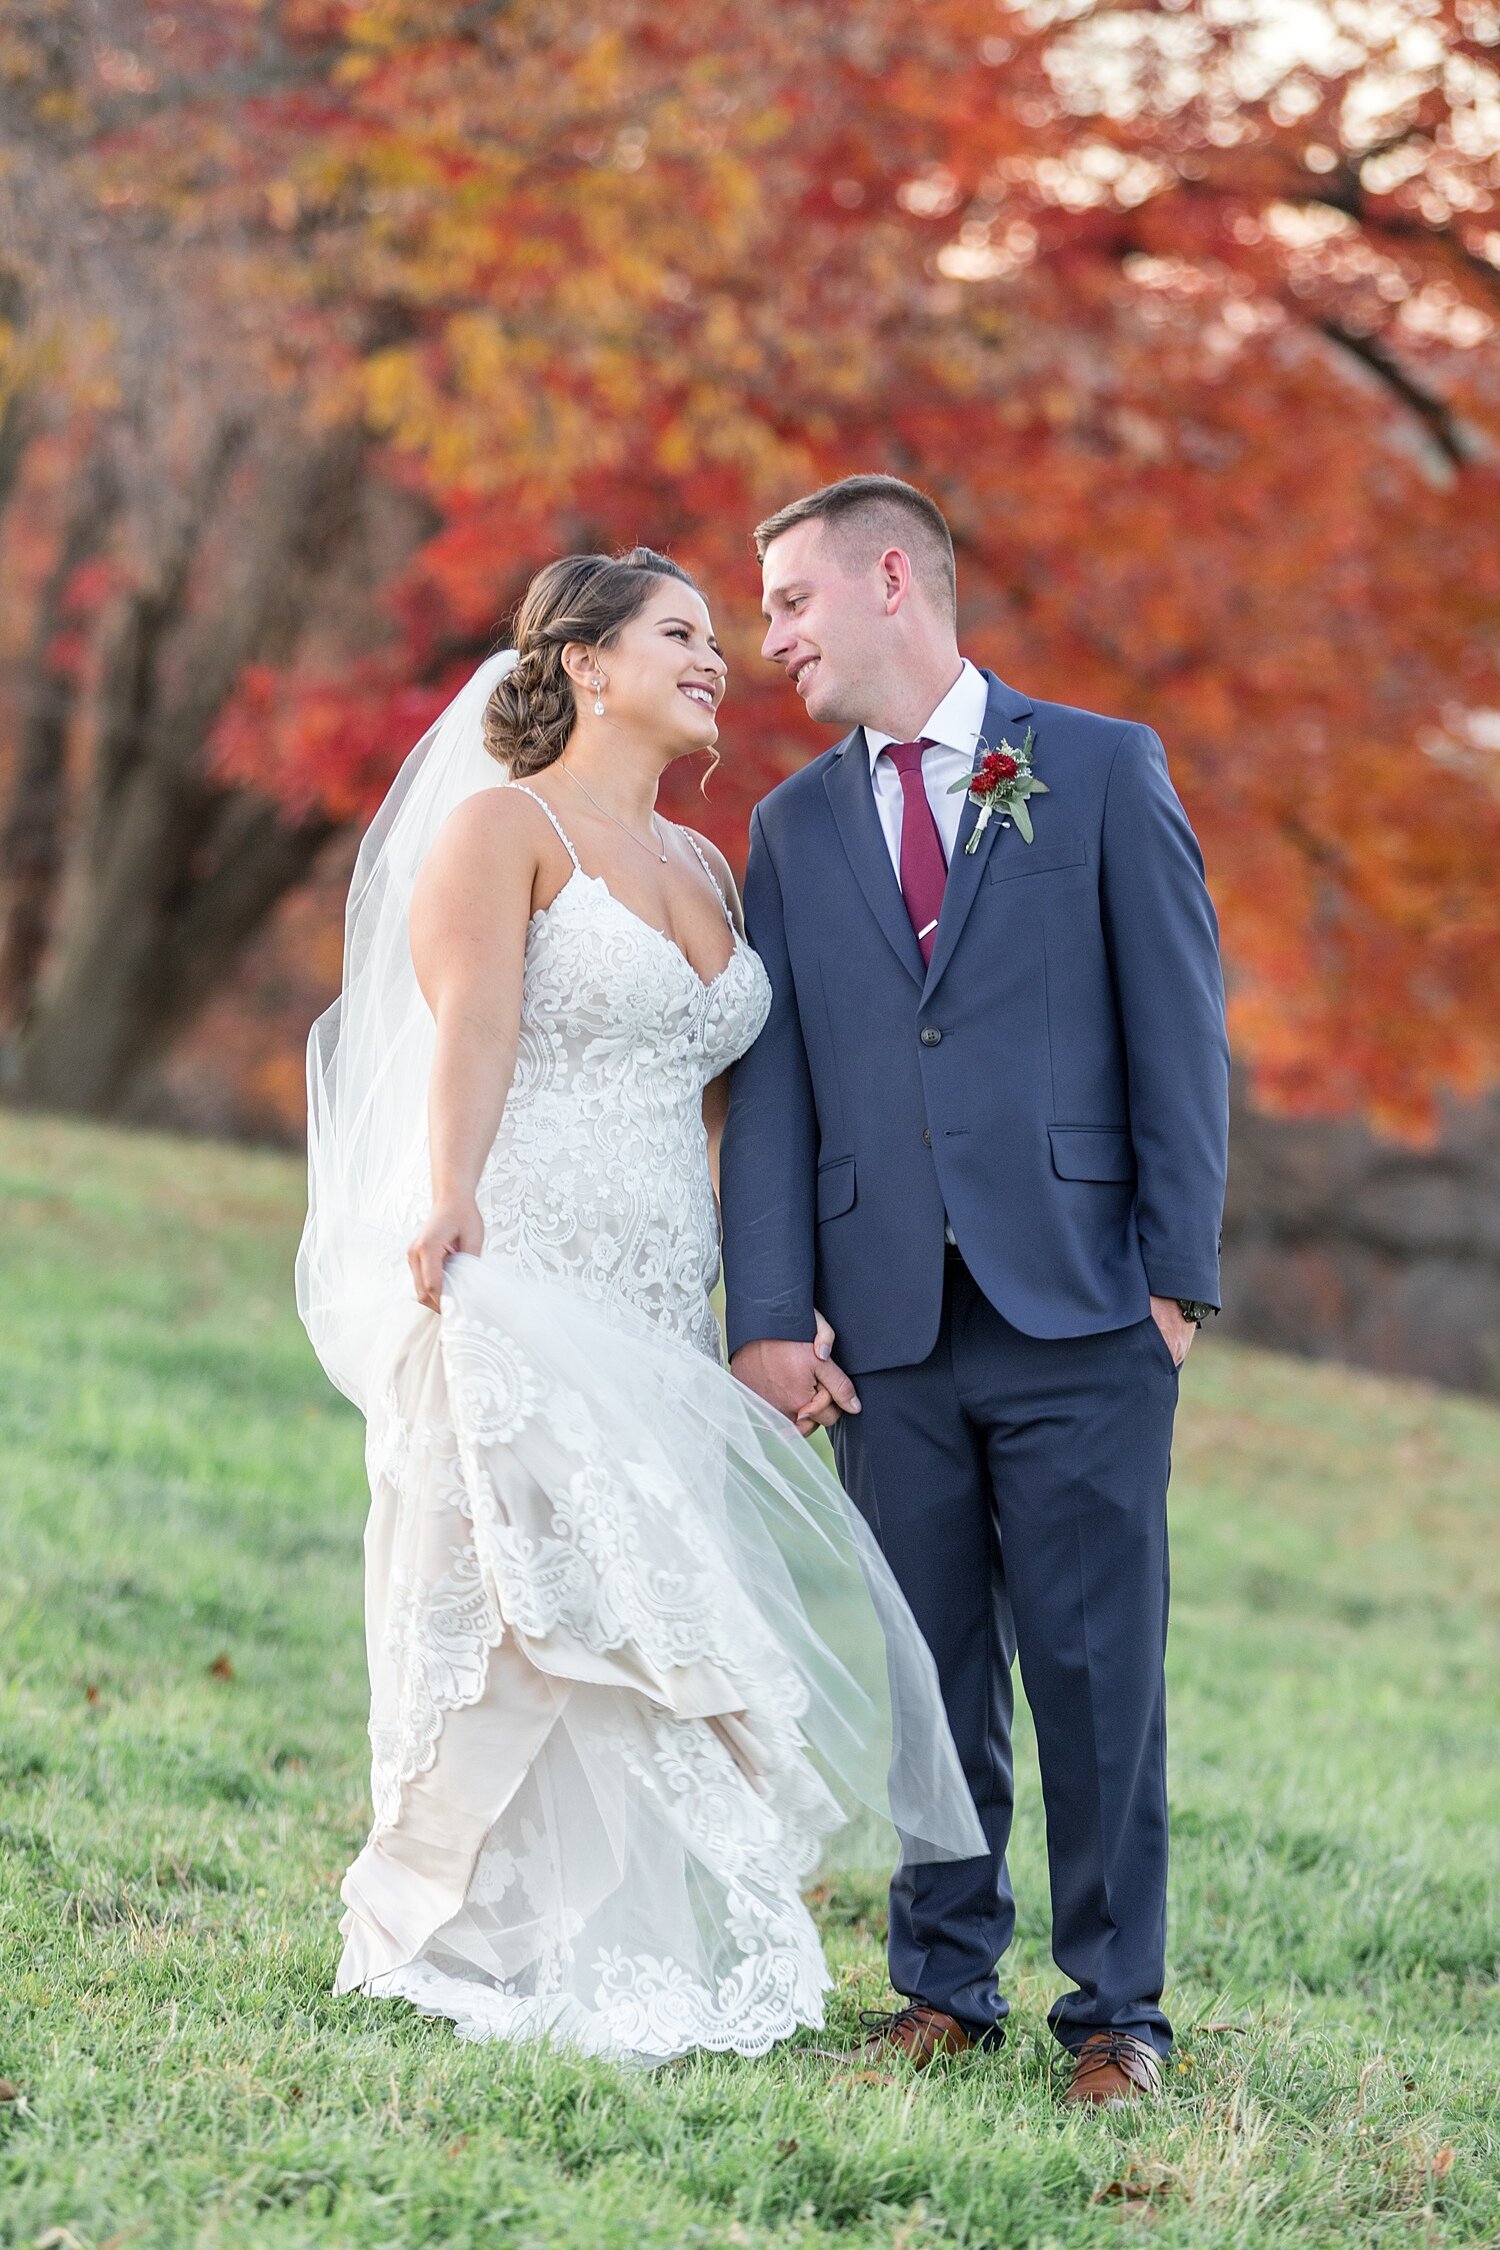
[297,650,518,1410]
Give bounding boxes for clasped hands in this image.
[731,1313,861,1439]
[735,1297,1197,1439]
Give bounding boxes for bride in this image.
[297,546,982,2063]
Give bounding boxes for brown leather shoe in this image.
[1061,2031,1164,2107]
[812,2004,975,2071]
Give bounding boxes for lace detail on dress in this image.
[361,1282,815,1835]
[346,1262,849,2063]
[468,799,768,1359]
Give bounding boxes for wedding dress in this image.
[298,654,982,2065]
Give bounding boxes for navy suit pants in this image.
[832,1248,1178,2057]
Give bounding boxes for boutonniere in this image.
[947,726,1048,851]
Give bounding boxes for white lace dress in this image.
[334,787,981,2063]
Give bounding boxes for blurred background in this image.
[1,0,1497,1394]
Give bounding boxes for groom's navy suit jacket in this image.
[721,670,1231,1374]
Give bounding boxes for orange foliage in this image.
[8,0,1500,1132]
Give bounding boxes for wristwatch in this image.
[1176,1300,1216,1325]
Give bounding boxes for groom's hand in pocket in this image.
[1149,1294,1197,1369]
[732,1312,861,1437]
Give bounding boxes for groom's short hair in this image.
[754,474,956,620]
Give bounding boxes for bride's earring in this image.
[592,678,605,717]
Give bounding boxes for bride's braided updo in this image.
[484,547,701,778]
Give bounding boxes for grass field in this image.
[1,1109,1498,2250]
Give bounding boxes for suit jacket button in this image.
[920,1027,942,1046]
[921,1127,932,1147]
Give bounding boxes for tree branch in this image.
[1316,318,1472,468]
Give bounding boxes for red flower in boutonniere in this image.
[975,750,1019,791]
[947,724,1048,851]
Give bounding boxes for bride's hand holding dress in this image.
[407,1195,483,1312]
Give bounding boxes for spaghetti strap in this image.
[506,781,580,871]
[677,827,735,931]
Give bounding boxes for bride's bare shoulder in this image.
[425,781,565,872]
[411,788,571,946]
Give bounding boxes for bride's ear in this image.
[561,641,602,695]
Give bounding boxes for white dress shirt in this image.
[864,658,990,874]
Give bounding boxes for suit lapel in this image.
[922,671,1035,998]
[823,728,926,988]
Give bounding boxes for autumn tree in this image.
[1,0,1496,1131]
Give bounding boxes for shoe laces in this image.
[858,2004,935,2036]
[1073,2030,1156,2077]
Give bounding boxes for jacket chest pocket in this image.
[986,832,1088,885]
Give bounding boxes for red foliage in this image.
[8,0,1500,1132]
[209,660,465,827]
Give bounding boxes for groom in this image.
[720,475,1230,2104]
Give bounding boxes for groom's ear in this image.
[878,547,915,614]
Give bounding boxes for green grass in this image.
[1,1109,1497,2249]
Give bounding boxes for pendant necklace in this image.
[559,764,669,863]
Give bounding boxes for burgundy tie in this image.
[885,738,948,967]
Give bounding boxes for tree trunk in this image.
[10,417,363,1114]
[0,445,120,1044]
[0,271,33,524]
[0,386,33,525]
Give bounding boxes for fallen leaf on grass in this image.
[1379,2135,1458,2208]
[831,2067,896,2088]
[0,2080,20,2101]
[774,2137,799,2160]
[1092,2167,1185,2219]
[208,1654,234,1680]
[84,1685,100,1706]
